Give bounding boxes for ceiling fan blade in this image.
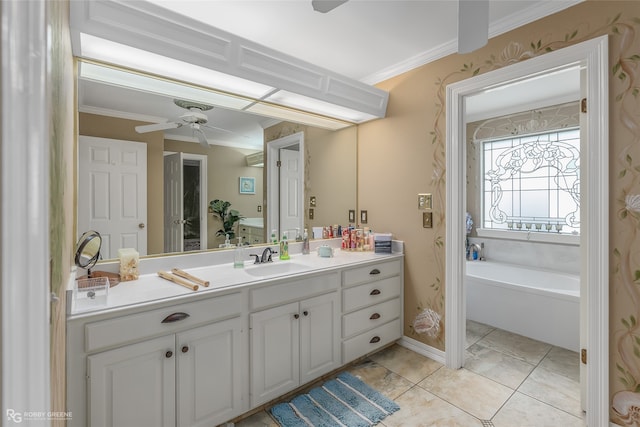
[457,0,489,54]
[194,127,209,148]
[135,121,180,133]
[312,0,348,13]
[201,123,236,135]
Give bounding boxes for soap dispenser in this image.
[234,236,244,268]
[279,232,290,260]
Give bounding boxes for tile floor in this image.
[236,320,585,427]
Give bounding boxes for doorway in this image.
[267,132,305,240]
[445,36,609,426]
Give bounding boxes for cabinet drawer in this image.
[250,273,339,310]
[342,319,401,364]
[342,276,401,312]
[342,298,401,338]
[85,292,242,353]
[342,259,401,287]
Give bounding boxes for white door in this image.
[164,152,183,253]
[88,335,176,427]
[279,148,303,236]
[177,318,244,427]
[299,293,340,384]
[250,302,300,407]
[78,136,147,259]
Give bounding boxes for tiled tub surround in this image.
[238,321,584,427]
[66,239,404,427]
[466,260,580,351]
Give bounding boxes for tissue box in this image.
[118,248,139,281]
[374,233,392,254]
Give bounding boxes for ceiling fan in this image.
[311,0,489,54]
[134,99,236,148]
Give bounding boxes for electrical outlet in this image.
[309,208,314,220]
[310,196,316,207]
[423,211,433,228]
[418,193,432,210]
[257,205,262,212]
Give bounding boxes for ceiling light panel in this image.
[246,102,352,131]
[266,90,378,123]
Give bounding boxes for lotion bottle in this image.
[279,232,290,260]
[233,236,244,268]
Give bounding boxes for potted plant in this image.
[209,199,243,240]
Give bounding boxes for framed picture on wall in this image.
[239,177,255,194]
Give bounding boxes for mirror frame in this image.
[445,35,609,425]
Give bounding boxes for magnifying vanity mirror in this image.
[74,230,102,275]
[76,61,358,261]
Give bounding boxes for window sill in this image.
[476,228,580,246]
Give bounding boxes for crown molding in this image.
[78,105,167,124]
[362,0,583,85]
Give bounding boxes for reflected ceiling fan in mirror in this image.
[311,0,489,54]
[134,99,237,148]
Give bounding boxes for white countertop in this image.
[68,242,403,319]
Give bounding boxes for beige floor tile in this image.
[382,385,484,427]
[538,346,580,382]
[347,359,415,400]
[466,320,494,348]
[418,367,513,420]
[492,392,586,427]
[465,342,535,389]
[370,344,443,384]
[518,366,582,417]
[234,410,278,427]
[477,328,552,364]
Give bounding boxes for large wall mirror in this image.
[76,61,357,260]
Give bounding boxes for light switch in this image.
[309,208,314,220]
[418,193,432,210]
[423,212,433,228]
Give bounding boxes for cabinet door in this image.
[250,302,299,407]
[88,335,176,427]
[300,292,340,384]
[176,318,244,427]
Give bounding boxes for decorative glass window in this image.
[482,128,580,235]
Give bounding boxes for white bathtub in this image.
[466,261,580,351]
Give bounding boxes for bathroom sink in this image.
[244,262,309,277]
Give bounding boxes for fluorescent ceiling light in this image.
[246,102,352,131]
[266,90,378,123]
[79,33,276,100]
[79,61,254,111]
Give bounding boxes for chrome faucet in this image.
[249,247,278,264]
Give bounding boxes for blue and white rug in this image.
[270,372,400,427]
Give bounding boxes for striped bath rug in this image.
[269,372,400,427]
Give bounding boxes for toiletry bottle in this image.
[302,228,310,254]
[224,234,231,248]
[295,228,302,242]
[280,232,290,260]
[234,236,244,268]
[271,229,277,244]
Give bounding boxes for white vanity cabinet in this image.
[68,291,247,427]
[249,273,340,407]
[341,259,403,363]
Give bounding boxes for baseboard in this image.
[398,335,445,364]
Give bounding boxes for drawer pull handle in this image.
[370,336,381,344]
[303,310,309,316]
[369,269,381,275]
[370,289,381,296]
[370,313,381,320]
[181,345,189,353]
[165,350,173,358]
[161,312,190,323]
[294,313,300,319]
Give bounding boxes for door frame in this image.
[267,132,304,239]
[444,35,608,426]
[182,153,208,251]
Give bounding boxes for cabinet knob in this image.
[181,345,189,353]
[294,313,300,319]
[303,310,309,316]
[370,289,381,296]
[165,350,173,358]
[370,313,381,320]
[369,268,381,275]
[369,336,381,344]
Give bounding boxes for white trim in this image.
[78,104,167,124]
[398,336,445,365]
[476,228,580,246]
[445,36,608,427]
[266,132,304,239]
[1,0,51,418]
[362,0,583,85]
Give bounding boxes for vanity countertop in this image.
[67,245,403,319]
